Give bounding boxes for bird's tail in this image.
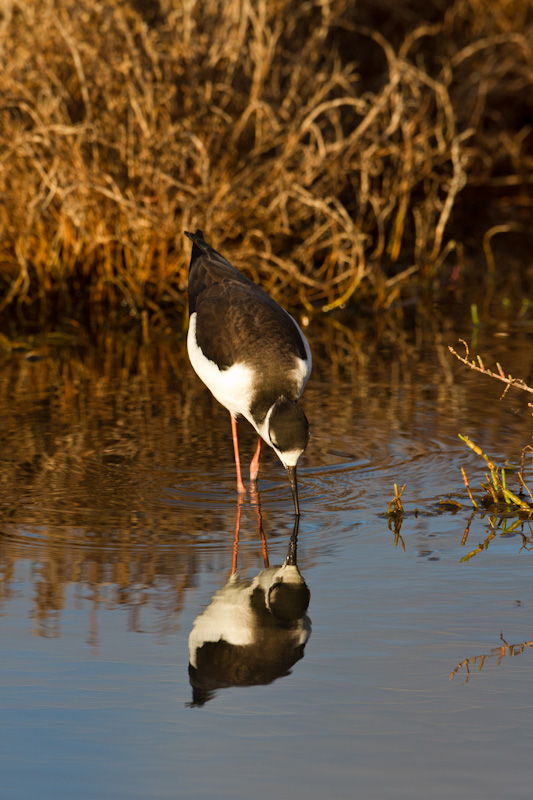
[184,229,208,261]
[184,229,233,268]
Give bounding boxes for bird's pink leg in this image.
[231,500,242,576]
[249,485,268,567]
[257,503,269,568]
[249,436,262,484]
[230,414,247,494]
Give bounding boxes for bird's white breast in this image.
[187,312,255,419]
[188,578,256,668]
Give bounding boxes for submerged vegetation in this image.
[386,338,533,561]
[450,339,533,559]
[1,0,532,328]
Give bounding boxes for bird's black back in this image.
[186,230,308,386]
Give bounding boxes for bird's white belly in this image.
[187,313,255,419]
[188,580,256,668]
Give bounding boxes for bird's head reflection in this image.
[187,517,311,707]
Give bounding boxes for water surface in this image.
[1,314,533,799]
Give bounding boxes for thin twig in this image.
[450,634,533,683]
[449,340,533,396]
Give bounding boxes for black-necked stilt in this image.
[185,229,312,514]
[188,517,311,706]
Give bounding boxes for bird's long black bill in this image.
[287,465,300,516]
[285,516,300,565]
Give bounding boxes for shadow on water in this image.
[188,511,311,707]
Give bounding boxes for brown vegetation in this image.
[1,0,532,328]
[450,632,533,683]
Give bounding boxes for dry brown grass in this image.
[0,0,532,328]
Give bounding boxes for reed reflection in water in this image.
[1,323,533,643]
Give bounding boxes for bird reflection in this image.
[187,507,311,707]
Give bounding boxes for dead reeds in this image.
[1,0,532,327]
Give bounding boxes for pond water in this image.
[1,306,533,800]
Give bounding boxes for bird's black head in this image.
[268,397,309,468]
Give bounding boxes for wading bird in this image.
[188,515,311,707]
[186,230,311,514]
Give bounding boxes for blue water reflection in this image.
[1,327,533,800]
